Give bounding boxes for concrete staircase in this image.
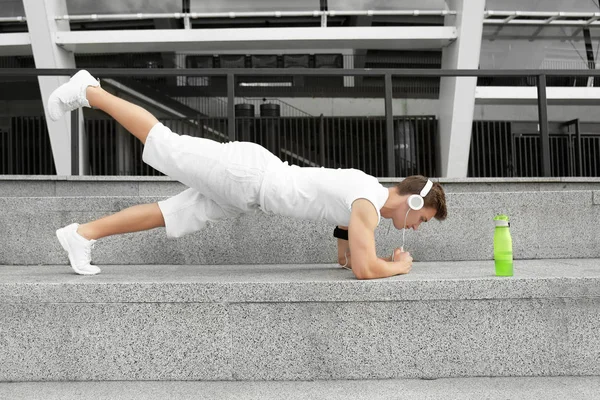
[2,260,600,381]
[1,176,599,387]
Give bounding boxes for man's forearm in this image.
[360,258,409,280]
[339,254,393,268]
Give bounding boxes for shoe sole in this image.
[56,228,100,276]
[47,71,98,121]
[47,92,63,121]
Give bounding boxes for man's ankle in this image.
[76,225,94,241]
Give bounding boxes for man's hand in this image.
[392,248,413,274]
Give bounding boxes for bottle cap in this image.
[494,214,510,227]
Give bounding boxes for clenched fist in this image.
[392,248,413,274]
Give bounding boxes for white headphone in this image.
[407,179,433,211]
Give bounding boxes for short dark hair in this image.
[394,175,447,221]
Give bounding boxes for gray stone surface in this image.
[1,189,599,264]
[0,176,183,197]
[0,180,56,197]
[434,182,600,193]
[2,176,600,196]
[1,260,600,303]
[379,177,600,184]
[0,175,67,181]
[138,181,187,196]
[0,302,231,381]
[0,376,600,400]
[230,299,584,380]
[2,377,600,400]
[398,189,600,261]
[381,176,600,193]
[1,262,599,381]
[55,181,140,197]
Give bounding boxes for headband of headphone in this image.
[420,179,433,198]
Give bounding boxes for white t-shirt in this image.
[259,162,389,226]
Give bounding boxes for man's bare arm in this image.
[347,199,412,279]
[336,226,392,268]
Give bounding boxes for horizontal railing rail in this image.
[4,68,600,77]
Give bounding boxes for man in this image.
[50,70,447,280]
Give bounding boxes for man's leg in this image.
[56,202,165,276]
[77,203,165,240]
[48,70,158,144]
[56,188,233,275]
[85,86,157,144]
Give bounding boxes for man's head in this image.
[385,175,447,230]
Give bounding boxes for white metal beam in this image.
[438,0,485,178]
[23,0,85,176]
[0,33,32,55]
[54,27,457,53]
[475,86,600,105]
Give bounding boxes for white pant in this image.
[142,123,280,237]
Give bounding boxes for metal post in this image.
[227,73,235,141]
[575,118,583,176]
[384,73,396,176]
[70,108,79,175]
[319,114,326,167]
[6,122,13,174]
[536,74,551,177]
[583,28,595,86]
[511,128,517,177]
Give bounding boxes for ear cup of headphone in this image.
[408,194,424,211]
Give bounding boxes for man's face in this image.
[393,206,437,231]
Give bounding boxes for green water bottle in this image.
[493,214,513,277]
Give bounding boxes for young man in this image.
[50,70,447,280]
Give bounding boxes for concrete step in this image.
[2,377,600,400]
[1,187,599,264]
[2,175,600,197]
[2,260,599,381]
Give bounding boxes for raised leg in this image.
[47,70,159,144]
[86,86,158,144]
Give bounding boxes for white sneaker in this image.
[47,70,100,121]
[56,223,101,275]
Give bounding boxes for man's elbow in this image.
[353,258,386,280]
[355,271,372,280]
[352,263,374,280]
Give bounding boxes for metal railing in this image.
[2,67,600,178]
[82,115,436,178]
[483,10,600,27]
[10,9,600,29]
[469,120,600,178]
[53,9,455,28]
[0,116,56,175]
